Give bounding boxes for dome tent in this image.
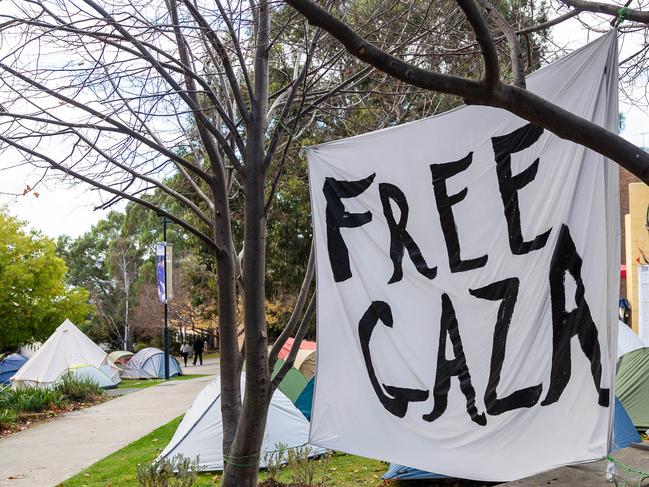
[298,350,317,380]
[617,321,645,359]
[121,347,182,379]
[0,354,28,385]
[11,319,120,389]
[66,364,120,389]
[158,375,325,471]
[616,347,649,431]
[108,350,134,370]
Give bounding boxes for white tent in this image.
[618,320,646,359]
[159,376,326,471]
[11,319,120,388]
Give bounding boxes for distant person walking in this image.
[180,342,190,367]
[193,336,205,366]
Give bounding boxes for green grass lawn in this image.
[61,415,391,486]
[116,374,208,390]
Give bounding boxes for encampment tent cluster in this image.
[159,337,320,471]
[1,320,185,389]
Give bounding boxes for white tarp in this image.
[158,376,326,471]
[11,319,120,388]
[307,32,619,481]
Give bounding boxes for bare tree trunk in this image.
[213,184,242,460]
[222,3,271,485]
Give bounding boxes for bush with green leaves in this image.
[0,408,16,429]
[136,454,198,487]
[54,374,103,403]
[0,386,64,413]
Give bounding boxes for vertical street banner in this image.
[307,33,620,481]
[156,243,173,303]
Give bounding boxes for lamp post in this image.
[163,216,169,380]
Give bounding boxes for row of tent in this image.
[108,349,183,380]
[0,319,183,388]
[158,338,321,470]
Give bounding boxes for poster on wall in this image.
[637,265,649,344]
[307,32,619,481]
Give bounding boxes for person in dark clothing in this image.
[193,336,205,366]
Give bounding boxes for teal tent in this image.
[295,376,314,420]
[271,359,308,403]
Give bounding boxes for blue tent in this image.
[383,397,640,480]
[295,376,314,420]
[0,354,28,385]
[612,396,641,451]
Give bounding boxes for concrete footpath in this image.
[504,445,649,486]
[0,359,219,487]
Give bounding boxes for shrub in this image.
[55,374,103,403]
[1,387,64,413]
[136,454,198,487]
[286,446,331,487]
[0,408,16,429]
[263,442,288,483]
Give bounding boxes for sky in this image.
[0,10,647,240]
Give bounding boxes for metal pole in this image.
[163,216,170,380]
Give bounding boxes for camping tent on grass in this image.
[11,319,120,389]
[277,337,316,360]
[382,397,640,481]
[616,347,649,432]
[158,376,326,471]
[0,354,28,385]
[617,321,645,359]
[298,350,317,380]
[295,376,314,420]
[108,350,134,370]
[121,347,182,379]
[271,359,308,402]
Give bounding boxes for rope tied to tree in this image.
[222,452,261,468]
[222,442,311,468]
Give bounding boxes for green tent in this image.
[272,359,308,403]
[616,347,649,432]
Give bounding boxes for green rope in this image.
[607,455,649,477]
[607,455,649,487]
[616,6,628,25]
[223,443,310,469]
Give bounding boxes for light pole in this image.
[163,216,169,380]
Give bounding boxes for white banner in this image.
[307,32,620,481]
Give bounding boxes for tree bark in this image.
[221,2,272,485]
[212,182,242,459]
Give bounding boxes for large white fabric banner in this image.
[307,32,620,481]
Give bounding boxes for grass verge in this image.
[116,374,208,390]
[61,415,390,486]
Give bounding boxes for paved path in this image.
[0,359,219,487]
[504,445,649,486]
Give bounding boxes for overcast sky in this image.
[1,14,647,240]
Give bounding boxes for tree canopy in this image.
[0,210,91,350]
